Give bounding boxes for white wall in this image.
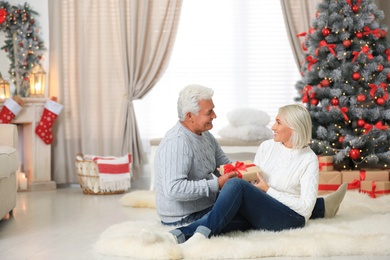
[0,0,49,95]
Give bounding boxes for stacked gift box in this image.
[341,169,390,198]
[318,156,342,193]
[317,156,390,198]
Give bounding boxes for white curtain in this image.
[49,0,181,183]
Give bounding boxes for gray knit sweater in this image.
[155,121,231,223]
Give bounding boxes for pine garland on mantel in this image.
[0,1,45,97]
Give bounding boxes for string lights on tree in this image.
[296,0,390,170]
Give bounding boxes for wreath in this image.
[0,1,45,97]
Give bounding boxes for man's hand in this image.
[218,171,236,189]
[253,172,269,192]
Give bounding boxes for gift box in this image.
[220,160,262,182]
[318,156,334,171]
[360,181,390,198]
[318,171,342,191]
[341,170,361,190]
[341,169,390,190]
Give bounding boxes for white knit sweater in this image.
[254,139,319,221]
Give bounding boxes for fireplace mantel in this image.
[0,98,56,190]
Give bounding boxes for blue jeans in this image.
[170,178,314,243]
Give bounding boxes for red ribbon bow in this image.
[301,85,315,103]
[306,56,318,71]
[368,83,388,100]
[348,179,361,190]
[339,107,349,121]
[346,0,361,7]
[364,121,389,134]
[363,26,381,38]
[223,161,255,179]
[385,49,390,61]
[316,40,337,57]
[352,45,373,63]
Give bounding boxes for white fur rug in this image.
[94,191,390,259]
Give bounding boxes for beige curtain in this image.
[280,0,321,70]
[118,0,182,176]
[280,0,390,70]
[48,0,182,183]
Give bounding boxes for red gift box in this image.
[220,161,262,182]
[341,169,390,190]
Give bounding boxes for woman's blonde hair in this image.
[278,104,312,149]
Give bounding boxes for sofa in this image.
[0,124,19,220]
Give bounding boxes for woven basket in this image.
[76,155,127,195]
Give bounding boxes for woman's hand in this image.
[254,172,269,192]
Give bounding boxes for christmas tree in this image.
[295,0,390,170]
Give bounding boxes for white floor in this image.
[0,186,389,260]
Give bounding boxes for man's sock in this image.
[324,183,348,218]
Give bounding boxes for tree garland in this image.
[0,1,45,97]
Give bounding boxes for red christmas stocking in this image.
[0,98,22,124]
[35,99,63,145]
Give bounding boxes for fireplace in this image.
[0,98,56,190]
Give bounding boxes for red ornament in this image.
[349,148,360,160]
[357,119,365,127]
[356,32,363,39]
[331,97,339,106]
[352,5,359,13]
[310,98,319,106]
[30,19,34,25]
[376,97,385,106]
[387,72,390,81]
[377,64,384,72]
[381,30,387,38]
[0,8,7,24]
[24,77,29,81]
[322,28,331,37]
[321,79,330,87]
[352,72,361,81]
[357,94,366,102]
[17,9,21,14]
[309,27,316,34]
[343,39,351,48]
[338,136,345,143]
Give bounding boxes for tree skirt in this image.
[94,191,390,259]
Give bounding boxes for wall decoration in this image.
[0,1,45,97]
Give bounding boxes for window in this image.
[134,0,301,143]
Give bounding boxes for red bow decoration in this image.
[368,83,388,100]
[346,0,361,7]
[352,45,373,63]
[306,56,318,71]
[339,107,349,121]
[301,85,315,103]
[385,49,390,61]
[0,8,7,24]
[348,179,361,190]
[223,161,255,179]
[316,40,337,57]
[296,32,307,38]
[363,26,381,38]
[363,121,389,135]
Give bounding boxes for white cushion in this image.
[0,146,19,178]
[227,108,270,127]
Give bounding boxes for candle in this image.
[19,173,28,190]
